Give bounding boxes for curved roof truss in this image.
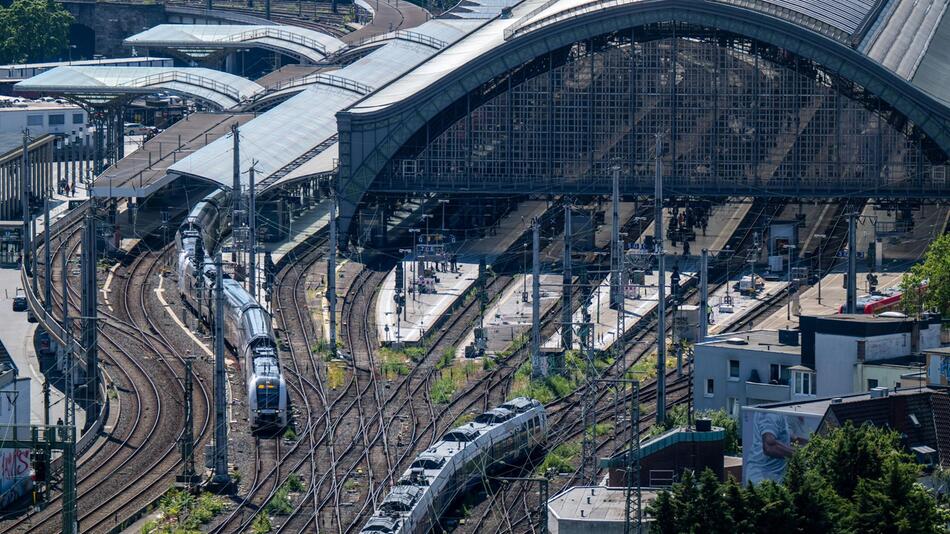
[14,66,264,110]
[337,0,950,233]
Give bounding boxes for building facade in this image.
[694,314,942,417]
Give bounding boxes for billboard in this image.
[741,406,822,484]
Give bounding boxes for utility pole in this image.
[62,316,77,534]
[561,205,573,351]
[44,197,51,313]
[21,130,31,276]
[530,220,543,378]
[786,244,796,321]
[699,249,708,342]
[247,163,257,298]
[212,252,230,487]
[31,217,38,296]
[61,237,68,331]
[177,354,198,489]
[328,193,337,359]
[654,134,667,425]
[623,380,642,534]
[81,203,98,428]
[610,166,622,309]
[230,124,241,270]
[846,213,857,314]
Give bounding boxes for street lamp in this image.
[814,233,827,304]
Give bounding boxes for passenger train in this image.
[175,189,288,430]
[361,397,547,534]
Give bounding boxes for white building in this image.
[693,314,941,418]
[0,99,88,138]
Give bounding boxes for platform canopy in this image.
[14,66,264,110]
[124,24,347,65]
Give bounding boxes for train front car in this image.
[360,397,547,534]
[234,288,287,430]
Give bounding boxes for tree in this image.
[0,0,73,64]
[647,423,945,534]
[900,232,950,317]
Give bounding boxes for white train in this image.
[361,397,547,533]
[176,190,288,430]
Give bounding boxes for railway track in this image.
[3,210,214,533]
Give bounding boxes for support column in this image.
[212,251,230,486]
[699,248,708,342]
[610,166,622,308]
[846,213,857,314]
[328,195,337,358]
[530,221,543,378]
[655,135,666,425]
[21,132,31,275]
[561,205,573,351]
[81,203,98,428]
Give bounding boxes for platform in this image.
[455,274,561,356]
[376,260,478,344]
[543,270,693,353]
[375,200,544,344]
[90,112,255,198]
[756,271,905,330]
[707,278,788,335]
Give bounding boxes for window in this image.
[769,364,791,385]
[857,340,866,361]
[727,397,739,418]
[867,378,879,390]
[794,371,816,396]
[27,115,43,126]
[728,360,740,380]
[704,378,715,397]
[48,114,64,126]
[72,113,84,124]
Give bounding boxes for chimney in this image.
[911,320,920,355]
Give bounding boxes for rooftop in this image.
[548,486,657,523]
[751,386,946,417]
[700,330,802,355]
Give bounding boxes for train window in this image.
[443,431,474,442]
[411,457,444,470]
[475,412,510,424]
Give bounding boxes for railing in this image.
[20,209,109,464]
[503,0,563,40]
[505,0,852,43]
[221,26,332,56]
[350,29,448,50]
[125,70,244,104]
[265,72,375,96]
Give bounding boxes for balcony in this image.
[746,381,791,403]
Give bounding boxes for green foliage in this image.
[901,233,950,317]
[900,269,928,317]
[585,422,614,438]
[437,347,455,369]
[430,374,455,404]
[648,423,944,534]
[379,347,410,378]
[283,426,297,441]
[146,489,226,532]
[0,0,73,64]
[510,349,609,404]
[650,404,741,454]
[252,512,272,534]
[265,475,305,515]
[535,442,580,476]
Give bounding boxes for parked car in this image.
[12,288,26,312]
[124,122,154,136]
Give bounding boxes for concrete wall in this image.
[692,344,800,415]
[60,1,167,58]
[0,376,31,509]
[815,323,940,396]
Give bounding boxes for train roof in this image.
[361,515,401,532]
[380,485,425,513]
[500,397,540,413]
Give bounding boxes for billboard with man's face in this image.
[741,406,822,484]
